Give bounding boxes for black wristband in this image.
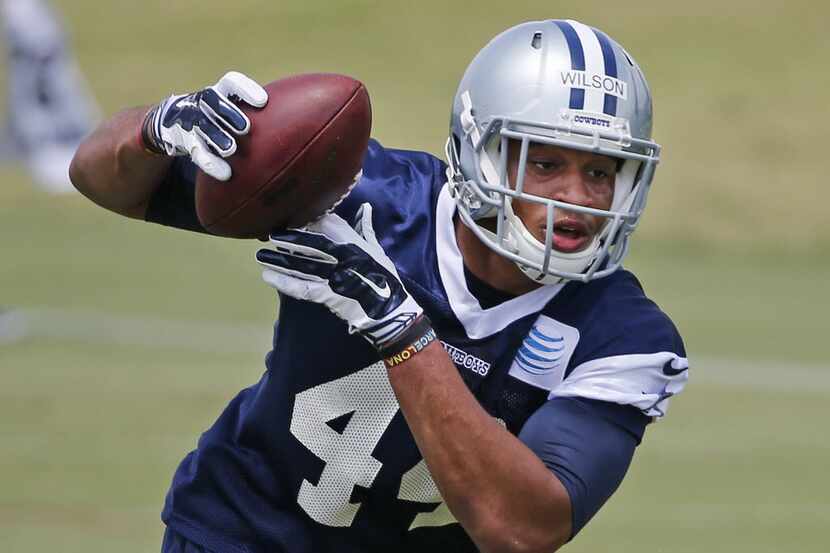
[378,315,436,368]
[140,105,165,155]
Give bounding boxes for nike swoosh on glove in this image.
[256,203,424,350]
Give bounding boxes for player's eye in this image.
[530,159,559,172]
[587,167,614,181]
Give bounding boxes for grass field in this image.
[2,1,829,552]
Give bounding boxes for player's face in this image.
[507,142,616,253]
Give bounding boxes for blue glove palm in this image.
[256,203,424,351]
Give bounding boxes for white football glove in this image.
[142,71,267,181]
[256,203,424,351]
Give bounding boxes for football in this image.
[195,73,372,238]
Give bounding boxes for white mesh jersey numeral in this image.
[399,459,456,529]
[290,362,399,527]
[398,459,441,503]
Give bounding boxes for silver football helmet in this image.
[446,19,660,284]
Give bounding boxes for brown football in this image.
[195,73,372,238]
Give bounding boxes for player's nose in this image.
[553,169,595,208]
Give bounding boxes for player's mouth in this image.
[548,217,594,253]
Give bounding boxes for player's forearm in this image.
[387,340,571,553]
[69,106,173,219]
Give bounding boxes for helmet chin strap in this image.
[473,200,602,286]
[503,201,601,284]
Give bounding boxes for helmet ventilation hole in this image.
[531,32,542,49]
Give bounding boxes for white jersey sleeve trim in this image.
[551,351,689,419]
[435,185,565,339]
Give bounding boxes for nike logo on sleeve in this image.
[662,358,689,376]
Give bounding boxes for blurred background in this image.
[1,1,828,552]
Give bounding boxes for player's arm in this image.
[256,205,572,553]
[69,71,267,220]
[70,106,171,219]
[387,340,572,553]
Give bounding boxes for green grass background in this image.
[1,1,828,551]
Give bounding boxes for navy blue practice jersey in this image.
[156,141,688,553]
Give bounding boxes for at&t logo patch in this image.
[509,316,580,391]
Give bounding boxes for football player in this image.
[70,19,688,553]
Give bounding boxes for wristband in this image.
[140,105,165,155]
[380,316,437,368]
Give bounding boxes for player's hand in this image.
[256,203,424,351]
[142,71,268,181]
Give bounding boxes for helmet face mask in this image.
[446,19,661,284]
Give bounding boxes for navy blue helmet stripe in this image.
[553,20,585,110]
[593,28,618,116]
